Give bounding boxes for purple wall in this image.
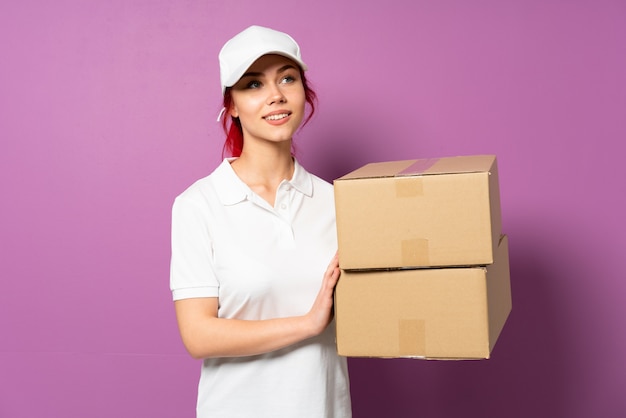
[1,1,624,417]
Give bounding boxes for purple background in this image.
[1,1,624,417]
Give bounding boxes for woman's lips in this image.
[263,112,291,125]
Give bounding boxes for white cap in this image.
[218,25,308,94]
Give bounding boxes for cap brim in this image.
[223,52,307,92]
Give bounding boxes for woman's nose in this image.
[267,85,286,105]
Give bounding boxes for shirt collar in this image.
[289,159,313,197]
[212,158,249,206]
[212,158,313,206]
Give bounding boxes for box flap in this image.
[336,155,497,180]
[336,159,418,180]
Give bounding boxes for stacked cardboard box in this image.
[333,155,511,359]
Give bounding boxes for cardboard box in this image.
[335,235,511,359]
[334,155,502,270]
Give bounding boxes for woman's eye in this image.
[246,80,262,89]
[280,75,296,84]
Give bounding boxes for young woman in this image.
[170,25,352,417]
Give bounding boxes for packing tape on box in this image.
[401,238,430,265]
[395,177,423,197]
[399,319,426,356]
[394,158,439,198]
[397,158,439,176]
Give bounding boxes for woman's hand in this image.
[303,253,341,337]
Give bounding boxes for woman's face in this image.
[229,54,306,147]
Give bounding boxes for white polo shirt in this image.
[170,158,352,418]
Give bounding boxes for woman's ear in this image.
[229,105,238,118]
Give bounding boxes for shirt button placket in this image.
[275,185,294,239]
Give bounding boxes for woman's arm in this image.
[174,254,340,359]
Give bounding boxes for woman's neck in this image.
[230,141,294,206]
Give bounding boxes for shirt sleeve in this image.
[169,194,220,301]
